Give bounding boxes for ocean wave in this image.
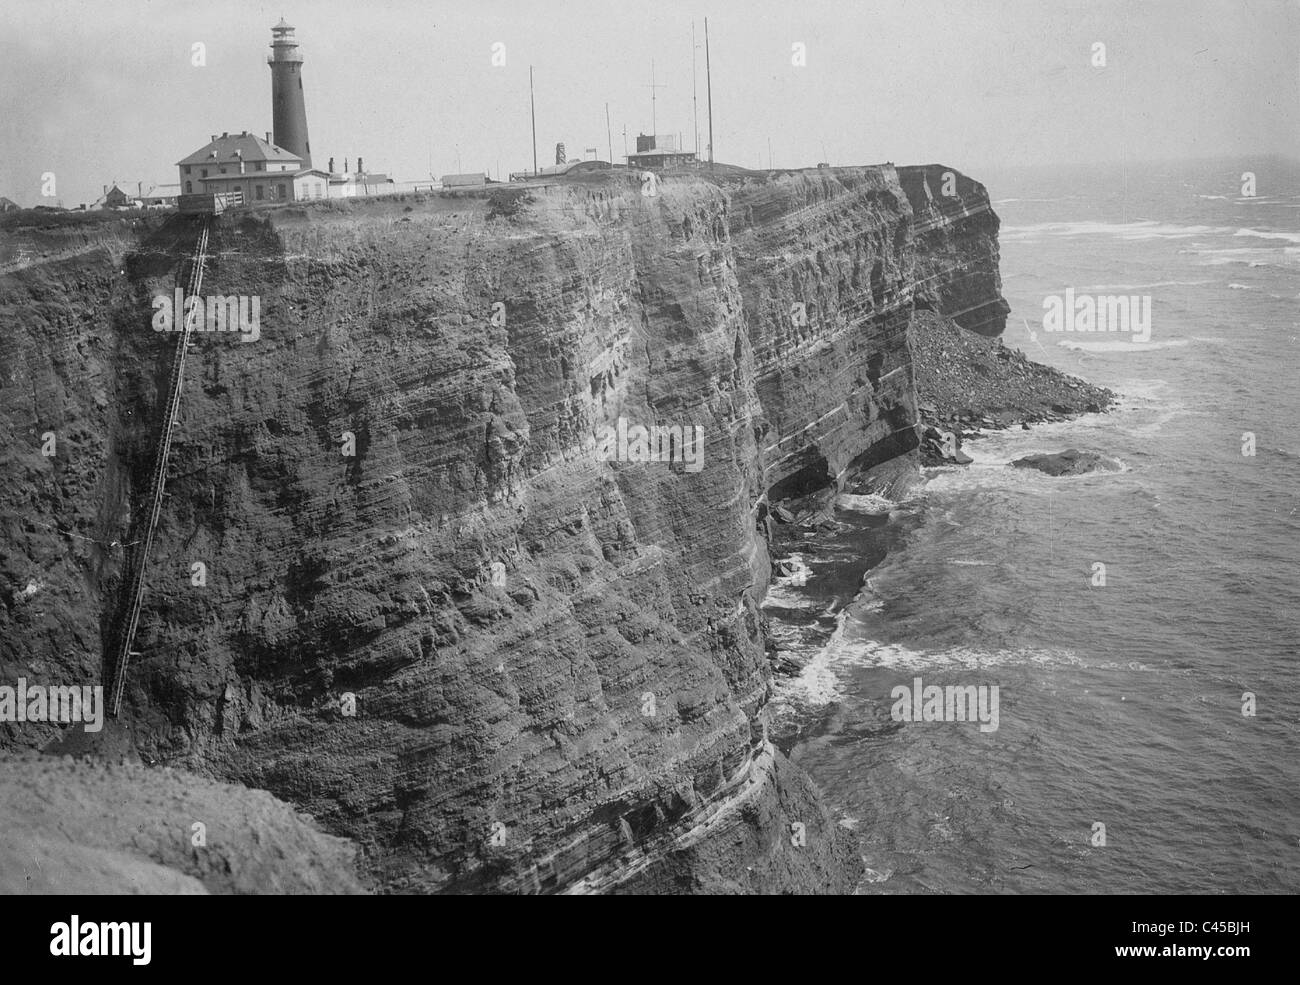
[1183,242,1300,269]
[1057,338,1190,352]
[1228,283,1252,290]
[1076,280,1213,290]
[846,640,1084,672]
[810,634,1157,678]
[1001,220,1234,242]
[1232,228,1300,244]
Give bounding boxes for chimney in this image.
[210,134,217,142]
[357,157,363,174]
[137,181,142,196]
[222,132,228,138]
[344,158,349,173]
[242,130,248,136]
[328,156,334,174]
[102,185,107,195]
[266,132,272,144]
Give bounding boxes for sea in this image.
[767,157,1300,894]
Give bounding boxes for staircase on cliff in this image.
[107,217,211,716]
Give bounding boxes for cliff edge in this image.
[0,162,1009,892]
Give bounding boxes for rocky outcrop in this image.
[910,308,1116,466]
[897,165,1010,337]
[0,163,1011,893]
[1011,449,1122,476]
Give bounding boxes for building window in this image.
[278,184,287,199]
[201,169,208,178]
[256,185,264,200]
[185,181,192,193]
[184,166,191,175]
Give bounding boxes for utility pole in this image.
[692,21,700,156]
[606,103,613,165]
[705,18,714,170]
[530,65,538,176]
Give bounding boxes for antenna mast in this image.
[692,22,700,156]
[643,60,667,137]
[705,18,715,170]
[530,65,538,176]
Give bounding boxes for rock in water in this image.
[1011,448,1120,476]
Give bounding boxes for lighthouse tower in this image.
[267,19,312,169]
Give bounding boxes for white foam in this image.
[1001,220,1234,242]
[835,492,897,514]
[1232,227,1300,244]
[1057,338,1190,353]
[1076,280,1213,291]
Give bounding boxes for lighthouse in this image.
[267,19,312,169]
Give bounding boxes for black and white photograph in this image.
[0,0,1294,950]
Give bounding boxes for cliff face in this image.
[0,164,1005,893]
[897,164,1010,338]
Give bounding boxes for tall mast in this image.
[606,103,613,165]
[705,18,714,170]
[529,65,538,176]
[692,22,700,156]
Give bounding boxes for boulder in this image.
[1011,448,1120,476]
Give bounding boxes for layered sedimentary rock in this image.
[897,165,1010,337]
[0,163,1007,892]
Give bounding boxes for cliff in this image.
[0,163,1008,893]
[897,164,1010,338]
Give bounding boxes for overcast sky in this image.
[2,0,1297,206]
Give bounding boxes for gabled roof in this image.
[177,132,302,167]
